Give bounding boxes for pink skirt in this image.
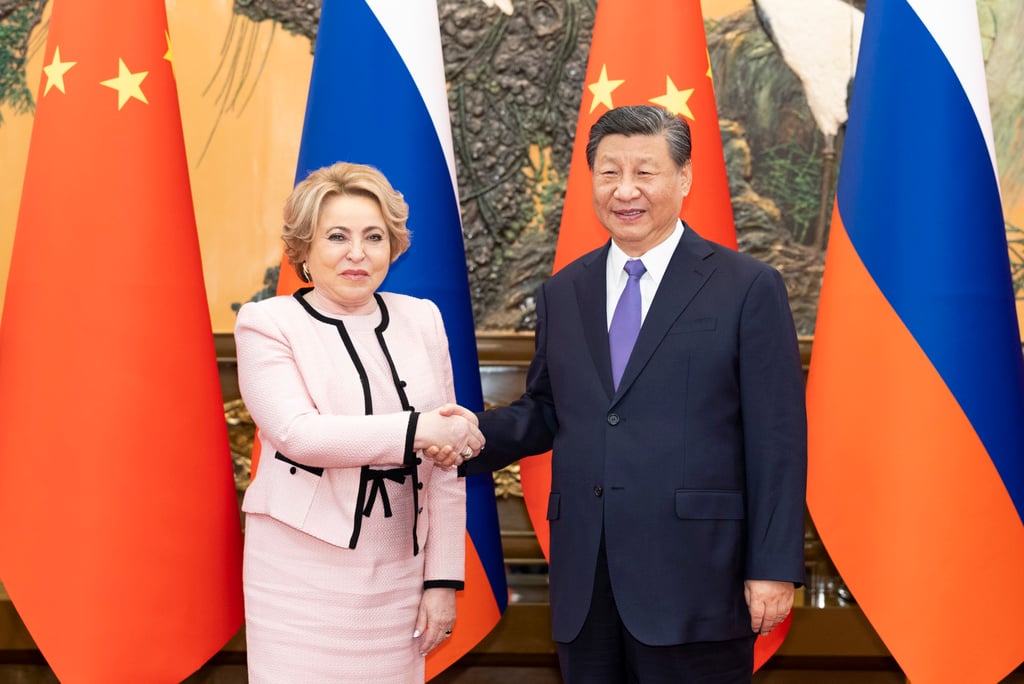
[243,486,425,683]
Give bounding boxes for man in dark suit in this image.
[461,104,807,683]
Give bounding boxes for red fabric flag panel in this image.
[0,1,244,682]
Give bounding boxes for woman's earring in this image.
[302,262,311,281]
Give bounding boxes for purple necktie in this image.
[609,259,646,388]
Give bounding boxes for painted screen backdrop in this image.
[806,0,1024,681]
[3,2,1024,334]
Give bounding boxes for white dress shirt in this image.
[606,219,685,329]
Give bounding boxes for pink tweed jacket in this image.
[234,290,465,585]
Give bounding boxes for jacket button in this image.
[607,413,620,425]
[417,482,424,490]
[289,466,297,475]
[415,457,423,466]
[594,485,603,497]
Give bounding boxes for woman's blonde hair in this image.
[282,162,411,282]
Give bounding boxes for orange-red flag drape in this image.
[519,0,787,668]
[0,1,244,681]
[247,257,305,476]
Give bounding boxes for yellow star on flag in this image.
[43,46,76,96]
[100,58,149,110]
[649,75,694,120]
[587,64,625,114]
[164,30,174,76]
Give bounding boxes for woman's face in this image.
[305,193,391,315]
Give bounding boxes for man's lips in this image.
[613,208,645,219]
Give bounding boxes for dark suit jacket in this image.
[466,225,807,646]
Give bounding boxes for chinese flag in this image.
[0,1,244,682]
[519,0,789,669]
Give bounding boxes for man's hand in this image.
[744,579,794,634]
[437,403,479,425]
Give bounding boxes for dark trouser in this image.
[557,538,756,684]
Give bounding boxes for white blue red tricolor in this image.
[291,1,507,677]
[807,1,1024,681]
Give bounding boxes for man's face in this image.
[590,133,692,256]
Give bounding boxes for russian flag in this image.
[806,1,1024,682]
[287,0,507,677]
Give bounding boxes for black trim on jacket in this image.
[288,288,424,556]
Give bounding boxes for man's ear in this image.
[679,161,694,196]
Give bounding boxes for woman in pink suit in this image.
[234,162,484,683]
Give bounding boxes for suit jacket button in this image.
[289,466,297,475]
[607,413,620,425]
[594,485,603,497]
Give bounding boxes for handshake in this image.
[414,404,485,469]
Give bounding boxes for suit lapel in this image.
[573,242,616,398]
[613,227,716,402]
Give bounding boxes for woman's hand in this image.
[413,587,456,656]
[415,405,484,468]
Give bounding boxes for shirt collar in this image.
[608,219,685,285]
